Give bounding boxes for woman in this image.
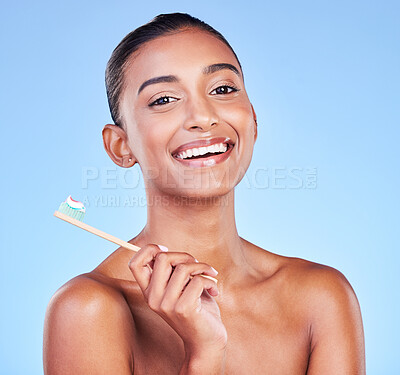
[43,13,365,374]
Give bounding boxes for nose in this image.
[183,95,219,132]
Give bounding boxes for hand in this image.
[128,244,228,354]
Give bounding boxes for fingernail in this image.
[157,245,168,252]
[211,267,218,275]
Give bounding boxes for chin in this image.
[144,157,252,201]
[180,186,232,199]
[159,179,232,200]
[167,170,241,197]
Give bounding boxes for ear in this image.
[251,104,258,143]
[102,124,136,168]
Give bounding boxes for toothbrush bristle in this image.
[58,196,86,221]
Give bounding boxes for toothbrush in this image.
[54,196,218,283]
[54,195,140,252]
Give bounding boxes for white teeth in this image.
[176,143,230,159]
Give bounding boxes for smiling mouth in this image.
[173,142,233,160]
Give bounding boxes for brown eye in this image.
[149,96,178,106]
[210,85,239,95]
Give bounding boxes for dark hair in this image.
[105,12,242,128]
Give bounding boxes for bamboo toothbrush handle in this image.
[54,210,217,283]
[54,210,140,252]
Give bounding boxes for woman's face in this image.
[118,28,257,198]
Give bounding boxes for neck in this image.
[132,188,249,283]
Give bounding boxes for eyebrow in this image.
[202,63,240,77]
[137,75,178,95]
[137,63,241,95]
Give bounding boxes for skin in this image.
[43,29,365,374]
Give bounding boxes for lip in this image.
[171,137,235,168]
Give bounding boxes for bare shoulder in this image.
[281,256,353,290]
[43,273,134,374]
[241,239,360,306]
[45,272,134,325]
[279,256,360,314]
[257,248,362,315]
[266,253,365,373]
[247,238,357,302]
[247,239,362,323]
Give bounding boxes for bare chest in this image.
[128,294,310,375]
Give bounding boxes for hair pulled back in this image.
[105,12,242,127]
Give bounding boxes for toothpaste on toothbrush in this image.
[58,195,86,221]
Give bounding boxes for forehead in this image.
[123,29,241,89]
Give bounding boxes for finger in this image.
[161,263,219,311]
[191,263,218,284]
[176,275,219,315]
[199,274,218,283]
[147,252,196,307]
[128,244,165,294]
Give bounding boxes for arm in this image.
[179,347,226,375]
[306,267,365,374]
[128,244,227,375]
[43,275,135,375]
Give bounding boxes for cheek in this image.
[122,95,176,164]
[222,101,254,144]
[226,102,255,175]
[146,112,182,154]
[130,113,178,166]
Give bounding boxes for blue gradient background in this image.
[1,1,399,374]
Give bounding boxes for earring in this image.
[128,158,132,162]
